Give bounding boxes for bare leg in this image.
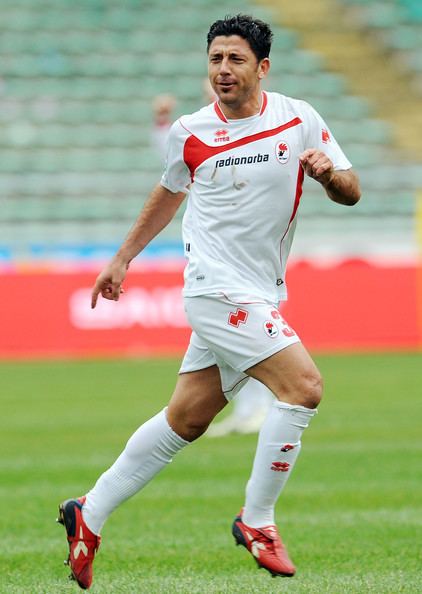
[246,342,323,409]
[167,365,228,440]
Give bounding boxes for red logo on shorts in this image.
[263,320,279,338]
[322,128,331,143]
[228,308,248,327]
[271,461,290,472]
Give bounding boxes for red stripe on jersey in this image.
[260,91,268,115]
[214,102,229,123]
[279,163,304,264]
[290,163,305,224]
[183,116,302,181]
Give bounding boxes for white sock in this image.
[243,400,317,528]
[82,408,189,535]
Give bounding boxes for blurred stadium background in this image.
[0,0,421,355]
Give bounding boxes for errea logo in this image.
[214,129,230,143]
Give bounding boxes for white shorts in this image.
[179,294,301,400]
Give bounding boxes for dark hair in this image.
[207,14,273,62]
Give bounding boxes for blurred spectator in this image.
[150,93,177,163]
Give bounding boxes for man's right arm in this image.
[91,184,186,308]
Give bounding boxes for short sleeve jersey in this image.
[161,91,352,304]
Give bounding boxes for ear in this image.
[258,57,270,79]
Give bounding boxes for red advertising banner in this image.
[0,260,420,358]
[0,268,189,358]
[282,259,421,351]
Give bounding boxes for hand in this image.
[91,256,129,309]
[299,148,334,186]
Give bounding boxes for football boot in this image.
[232,509,295,577]
[57,497,101,590]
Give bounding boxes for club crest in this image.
[275,141,290,164]
[263,320,279,338]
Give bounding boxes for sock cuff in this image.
[273,400,317,417]
[162,407,190,447]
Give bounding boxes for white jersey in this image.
[161,91,352,303]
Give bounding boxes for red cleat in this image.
[57,497,101,590]
[232,509,295,577]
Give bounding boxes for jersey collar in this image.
[214,91,268,123]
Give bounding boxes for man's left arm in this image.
[299,148,361,206]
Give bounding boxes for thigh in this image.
[167,365,228,440]
[246,341,323,408]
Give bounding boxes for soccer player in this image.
[58,14,360,589]
[151,86,273,437]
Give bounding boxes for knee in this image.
[181,417,210,441]
[296,369,323,409]
[167,408,211,442]
[274,368,323,409]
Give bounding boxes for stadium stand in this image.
[337,0,422,92]
[0,0,421,261]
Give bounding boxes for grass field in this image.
[1,352,421,594]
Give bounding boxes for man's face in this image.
[207,35,268,108]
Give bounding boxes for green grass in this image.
[1,353,421,593]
